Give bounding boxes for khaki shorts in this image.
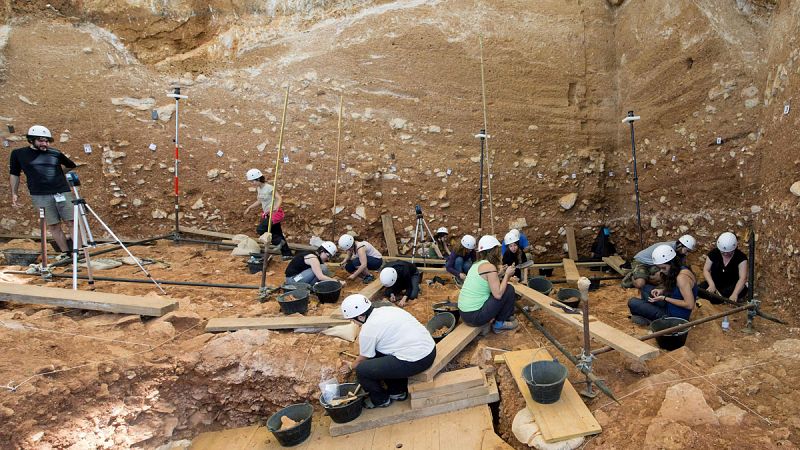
[621,260,661,288]
[30,192,75,226]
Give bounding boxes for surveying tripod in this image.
[411,205,443,263]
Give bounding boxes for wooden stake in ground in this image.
[260,84,291,295]
[332,95,343,241]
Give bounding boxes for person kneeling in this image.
[628,244,697,325]
[342,294,436,409]
[457,235,518,334]
[379,261,421,307]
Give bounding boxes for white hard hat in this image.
[652,244,677,265]
[245,168,263,181]
[26,125,52,141]
[504,229,520,245]
[380,267,398,287]
[436,227,448,235]
[678,234,696,251]
[461,235,476,250]
[717,232,738,253]
[478,235,501,252]
[341,294,372,319]
[320,241,337,257]
[338,234,355,250]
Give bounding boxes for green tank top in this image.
[458,260,493,312]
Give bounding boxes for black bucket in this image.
[527,276,553,295]
[589,278,601,290]
[266,403,313,447]
[282,282,312,293]
[556,289,581,309]
[247,258,264,274]
[426,312,457,343]
[538,268,554,277]
[650,317,690,350]
[278,289,310,315]
[320,382,363,424]
[312,280,342,304]
[522,360,568,404]
[2,248,41,266]
[432,301,460,323]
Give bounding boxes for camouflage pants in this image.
[621,260,661,288]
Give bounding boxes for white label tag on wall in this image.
[672,155,677,162]
[149,143,157,151]
[446,168,452,175]
[571,173,576,179]
[784,104,791,115]
[216,150,224,157]
[608,171,614,177]
[83,144,92,154]
[626,167,631,174]
[341,163,346,169]
[716,137,722,145]
[283,156,289,163]
[2,140,8,148]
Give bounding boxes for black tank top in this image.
[285,251,319,277]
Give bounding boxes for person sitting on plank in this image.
[445,234,477,287]
[627,244,697,325]
[338,233,383,284]
[621,234,696,300]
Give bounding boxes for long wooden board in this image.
[0,283,177,316]
[602,256,629,276]
[566,227,578,260]
[512,283,660,361]
[410,323,482,382]
[205,316,348,332]
[381,214,400,257]
[359,278,384,300]
[179,226,315,251]
[384,255,446,265]
[411,382,489,409]
[501,348,601,443]
[562,258,580,287]
[330,376,499,436]
[409,366,484,398]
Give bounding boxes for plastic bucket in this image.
[2,248,41,266]
[282,282,312,293]
[320,382,363,424]
[589,278,601,290]
[426,312,457,343]
[278,289,310,315]
[538,268,554,277]
[266,403,313,447]
[312,280,342,304]
[432,301,460,323]
[247,258,264,274]
[556,289,581,309]
[650,317,690,350]
[527,276,553,295]
[522,360,568,404]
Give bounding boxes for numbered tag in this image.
[608,171,614,177]
[149,143,157,151]
[446,168,452,175]
[53,193,66,203]
[2,140,8,148]
[283,155,289,163]
[716,137,722,145]
[571,173,576,179]
[83,144,92,154]
[784,104,791,115]
[293,274,303,282]
[216,150,224,157]
[671,155,677,162]
[626,167,631,174]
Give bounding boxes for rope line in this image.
[0,319,152,348]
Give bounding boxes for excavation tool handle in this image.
[550,302,580,314]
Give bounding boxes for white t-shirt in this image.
[354,241,383,259]
[358,307,435,362]
[256,183,275,213]
[634,241,676,265]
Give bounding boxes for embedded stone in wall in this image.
[790,181,800,197]
[559,193,578,210]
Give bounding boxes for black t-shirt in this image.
[383,260,418,297]
[707,248,747,291]
[503,247,527,279]
[285,251,320,277]
[9,146,76,195]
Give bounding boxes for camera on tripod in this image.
[415,204,423,218]
[66,171,80,187]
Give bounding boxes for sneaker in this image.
[630,315,651,326]
[492,320,518,334]
[363,397,391,409]
[389,392,408,401]
[479,323,492,336]
[363,274,376,284]
[281,255,293,261]
[453,276,464,287]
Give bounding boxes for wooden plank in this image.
[410,323,482,382]
[179,226,315,251]
[562,258,580,287]
[512,283,660,361]
[0,283,177,316]
[409,366,484,398]
[329,376,499,436]
[566,227,578,260]
[381,214,400,257]
[191,424,268,450]
[384,255,446,265]
[482,429,516,450]
[205,315,348,332]
[502,348,601,443]
[411,382,489,409]
[359,278,384,300]
[602,256,629,276]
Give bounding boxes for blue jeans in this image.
[345,256,383,273]
[454,256,473,276]
[284,264,331,285]
[627,297,668,321]
[357,349,436,405]
[460,284,517,326]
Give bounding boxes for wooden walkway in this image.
[0,283,177,316]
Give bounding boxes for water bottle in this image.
[721,316,730,331]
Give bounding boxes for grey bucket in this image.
[522,359,568,404]
[556,288,581,308]
[527,276,553,295]
[2,248,40,266]
[278,289,310,315]
[320,382,364,424]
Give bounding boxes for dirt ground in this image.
[0,239,798,449]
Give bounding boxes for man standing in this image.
[9,125,77,254]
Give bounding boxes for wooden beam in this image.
[179,226,315,251]
[0,283,177,316]
[381,214,400,257]
[501,348,601,443]
[359,278,384,300]
[329,376,499,436]
[562,258,580,287]
[410,323,482,382]
[205,316,348,332]
[602,256,629,276]
[566,227,578,260]
[384,255,446,265]
[512,282,660,362]
[411,382,489,409]
[409,366,485,399]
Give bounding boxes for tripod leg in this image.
[411,218,421,263]
[77,213,96,290]
[421,219,443,258]
[72,203,80,290]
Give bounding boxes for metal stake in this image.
[622,111,643,248]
